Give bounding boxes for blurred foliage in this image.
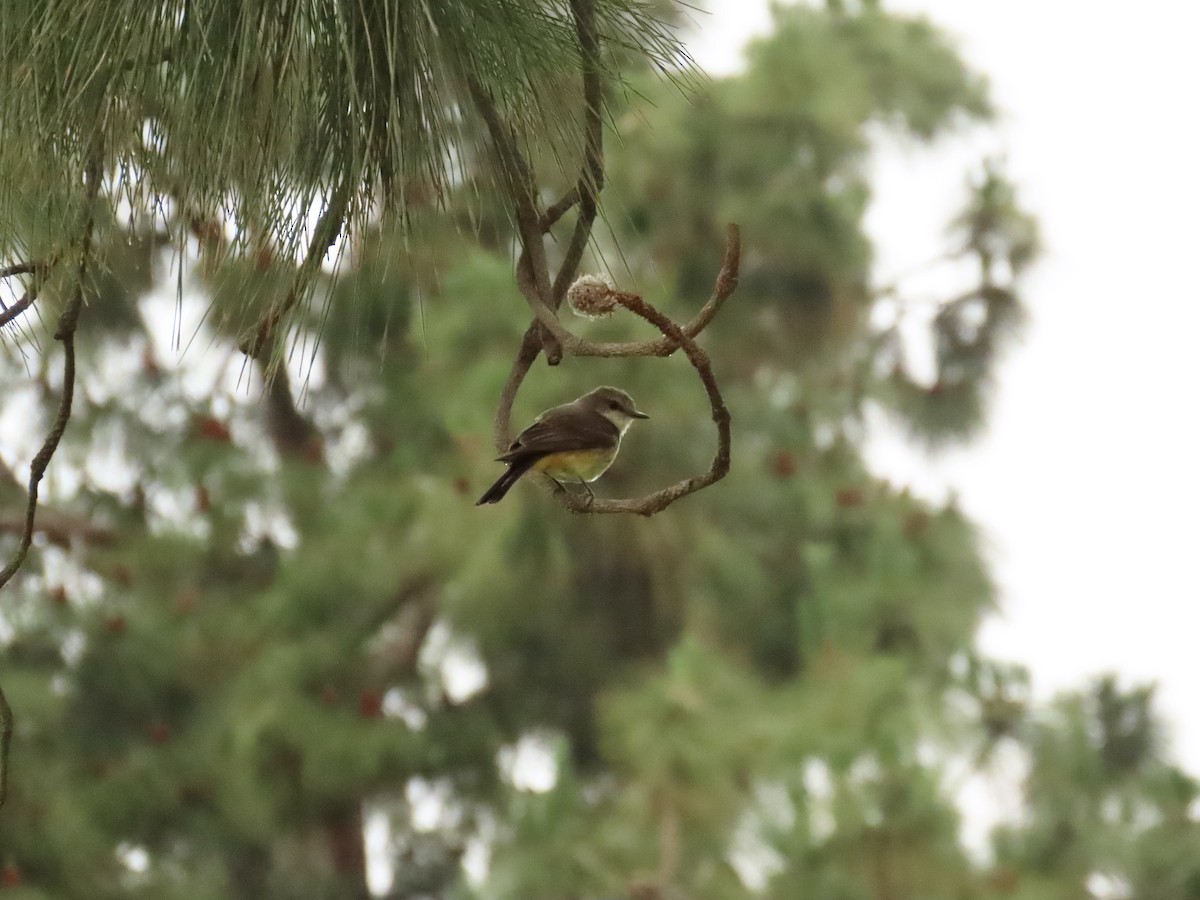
[0,3,1192,900]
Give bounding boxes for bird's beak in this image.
[632,409,649,419]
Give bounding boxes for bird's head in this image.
[582,386,649,432]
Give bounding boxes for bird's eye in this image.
[610,401,620,410]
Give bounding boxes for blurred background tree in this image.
[1,1,1196,899]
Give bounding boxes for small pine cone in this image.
[566,273,618,319]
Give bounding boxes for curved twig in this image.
[499,198,739,362]
[0,154,102,589]
[514,227,739,358]
[579,287,731,514]
[542,187,580,231]
[491,234,737,516]
[493,225,739,444]
[494,324,543,449]
[570,224,740,358]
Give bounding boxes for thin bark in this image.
[0,288,36,329]
[0,260,55,328]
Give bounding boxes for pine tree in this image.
[2,3,1198,900]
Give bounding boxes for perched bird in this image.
[476,386,649,505]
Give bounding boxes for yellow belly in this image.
[533,447,618,483]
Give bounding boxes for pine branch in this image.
[550,0,606,306]
[0,153,101,588]
[471,10,734,362]
[0,148,100,817]
[240,182,352,363]
[466,77,562,363]
[3,1,675,247]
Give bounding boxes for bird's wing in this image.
[498,405,618,462]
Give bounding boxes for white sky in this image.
[692,0,1200,775]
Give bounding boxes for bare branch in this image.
[0,288,36,330]
[0,511,112,548]
[569,224,740,358]
[260,359,323,462]
[541,187,580,231]
[502,213,741,362]
[465,80,552,293]
[494,324,544,450]
[493,251,735,516]
[0,259,55,329]
[555,285,731,516]
[0,261,41,279]
[515,246,563,365]
[0,154,102,589]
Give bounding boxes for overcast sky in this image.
[691,0,1200,778]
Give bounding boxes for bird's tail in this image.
[475,457,537,505]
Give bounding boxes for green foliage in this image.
[0,0,686,234]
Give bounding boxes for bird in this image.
[476,386,649,505]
